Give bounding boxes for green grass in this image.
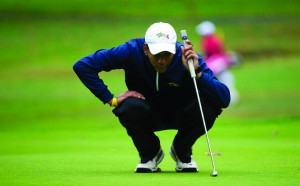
[0,97,299,186]
[1,0,299,16]
[1,53,299,185]
[1,1,300,185]
[1,0,300,59]
[227,56,300,119]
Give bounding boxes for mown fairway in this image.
[0,1,299,185]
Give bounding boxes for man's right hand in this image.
[112,91,145,106]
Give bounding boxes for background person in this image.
[196,21,239,104]
[73,22,230,173]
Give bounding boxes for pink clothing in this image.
[201,34,231,75]
[201,35,225,58]
[205,54,231,75]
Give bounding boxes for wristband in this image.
[111,97,118,107]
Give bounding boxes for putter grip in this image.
[180,30,196,78]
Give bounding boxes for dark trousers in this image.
[113,97,219,163]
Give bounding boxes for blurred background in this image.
[0,0,299,185]
[1,0,299,125]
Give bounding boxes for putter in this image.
[180,30,218,177]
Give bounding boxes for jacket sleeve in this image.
[196,55,231,108]
[73,43,130,104]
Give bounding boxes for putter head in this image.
[210,170,218,177]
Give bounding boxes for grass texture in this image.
[0,57,299,185]
[0,1,300,185]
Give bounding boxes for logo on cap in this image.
[156,32,169,39]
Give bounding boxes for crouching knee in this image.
[112,97,151,120]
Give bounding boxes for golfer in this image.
[73,22,230,173]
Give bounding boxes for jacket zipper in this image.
[156,72,159,92]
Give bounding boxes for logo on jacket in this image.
[168,82,181,87]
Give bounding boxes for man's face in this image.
[143,44,174,73]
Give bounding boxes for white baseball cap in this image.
[145,22,177,55]
[196,21,215,36]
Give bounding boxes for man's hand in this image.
[181,40,201,77]
[109,91,145,106]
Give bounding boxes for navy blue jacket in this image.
[73,38,230,113]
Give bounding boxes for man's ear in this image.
[143,43,150,56]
